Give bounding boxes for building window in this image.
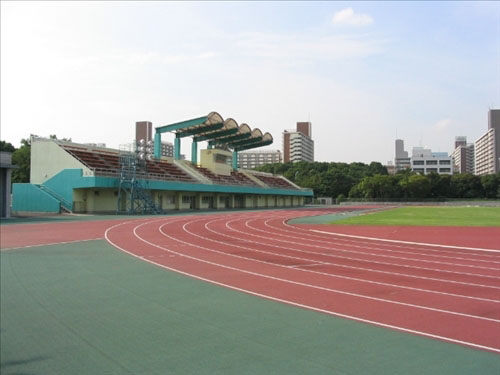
[439,168,451,173]
[426,160,438,165]
[439,160,451,165]
[413,160,424,165]
[182,196,194,203]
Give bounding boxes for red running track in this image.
[103,209,500,353]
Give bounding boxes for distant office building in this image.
[455,136,467,149]
[283,122,314,163]
[394,139,411,172]
[385,161,395,175]
[411,147,452,175]
[136,121,153,144]
[474,109,500,175]
[452,136,475,174]
[238,150,282,169]
[161,142,174,158]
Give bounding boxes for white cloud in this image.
[434,118,452,132]
[332,8,374,27]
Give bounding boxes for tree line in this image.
[256,161,500,200]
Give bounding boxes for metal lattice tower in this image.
[117,144,161,214]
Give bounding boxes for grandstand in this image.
[12,112,313,214]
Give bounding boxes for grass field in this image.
[331,206,500,227]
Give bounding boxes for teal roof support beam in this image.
[229,136,263,148]
[155,115,208,134]
[174,135,181,160]
[193,127,239,142]
[208,132,251,147]
[191,141,198,165]
[232,151,238,171]
[177,122,224,138]
[154,133,162,159]
[235,140,273,152]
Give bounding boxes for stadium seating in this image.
[251,174,297,189]
[195,167,259,187]
[61,145,196,183]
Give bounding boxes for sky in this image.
[1,1,499,164]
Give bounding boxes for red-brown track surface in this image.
[3,208,500,353]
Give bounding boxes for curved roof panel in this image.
[155,111,273,151]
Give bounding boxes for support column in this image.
[191,141,198,165]
[154,133,161,159]
[195,194,202,210]
[232,151,238,170]
[174,135,181,160]
[175,192,183,210]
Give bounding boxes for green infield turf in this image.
[1,240,497,374]
[331,206,500,226]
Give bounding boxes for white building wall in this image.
[410,147,452,175]
[474,128,496,175]
[30,138,91,184]
[289,132,314,162]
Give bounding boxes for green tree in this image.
[427,173,451,198]
[0,141,16,153]
[12,137,32,183]
[450,174,483,198]
[481,174,500,199]
[368,162,388,176]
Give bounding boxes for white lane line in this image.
[215,217,500,293]
[222,218,500,281]
[157,217,500,316]
[310,229,500,253]
[0,238,104,251]
[103,219,500,354]
[279,218,500,259]
[288,263,323,269]
[262,218,500,264]
[207,217,500,295]
[241,219,500,271]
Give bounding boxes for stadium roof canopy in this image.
[153,112,274,162]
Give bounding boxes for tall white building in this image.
[238,149,282,169]
[474,109,500,175]
[283,122,314,163]
[411,147,452,175]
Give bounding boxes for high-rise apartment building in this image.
[474,109,500,175]
[238,150,282,169]
[283,122,314,163]
[452,136,475,174]
[394,139,410,172]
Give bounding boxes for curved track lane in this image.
[104,210,500,353]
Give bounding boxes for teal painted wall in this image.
[12,184,60,213]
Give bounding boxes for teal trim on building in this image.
[12,183,60,213]
[13,168,312,214]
